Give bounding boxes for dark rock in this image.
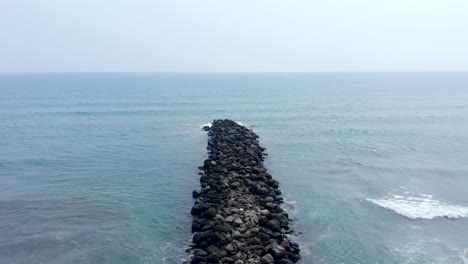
[206,245,219,254]
[191,203,212,215]
[219,250,228,258]
[260,253,274,264]
[206,253,219,263]
[258,216,268,225]
[212,231,223,241]
[225,215,235,223]
[193,232,204,245]
[224,243,234,253]
[276,258,294,264]
[290,241,300,253]
[191,255,205,264]
[290,253,301,262]
[271,232,282,239]
[233,218,243,226]
[271,245,286,259]
[259,233,270,241]
[194,249,208,257]
[223,257,235,263]
[232,230,241,240]
[192,222,201,232]
[204,207,217,219]
[262,241,278,254]
[202,221,215,231]
[265,219,281,232]
[257,187,269,195]
[280,240,290,251]
[214,224,231,233]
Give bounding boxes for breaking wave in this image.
[199,123,212,128]
[199,121,247,129]
[367,193,468,220]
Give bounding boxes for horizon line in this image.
[1,70,468,76]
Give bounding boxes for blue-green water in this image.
[1,73,468,264]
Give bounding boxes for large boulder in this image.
[265,219,281,232]
[204,207,217,219]
[271,245,286,259]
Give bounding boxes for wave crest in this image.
[199,123,212,128]
[199,121,247,129]
[367,193,468,220]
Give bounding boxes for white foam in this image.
[367,193,468,220]
[199,121,248,128]
[199,123,212,128]
[461,248,468,264]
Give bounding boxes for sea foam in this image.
[199,123,212,128]
[199,121,246,129]
[367,193,468,220]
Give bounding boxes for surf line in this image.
[185,119,301,264]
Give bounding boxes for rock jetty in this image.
[185,119,300,264]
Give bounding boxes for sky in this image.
[1,0,468,73]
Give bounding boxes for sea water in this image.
[1,73,468,264]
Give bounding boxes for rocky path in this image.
[185,119,300,264]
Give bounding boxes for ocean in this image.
[1,72,468,264]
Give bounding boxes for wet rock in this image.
[194,249,207,257]
[280,240,290,251]
[271,245,286,259]
[192,222,201,232]
[290,253,301,262]
[192,190,201,198]
[191,255,205,264]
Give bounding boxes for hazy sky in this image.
[1,0,468,72]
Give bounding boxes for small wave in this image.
[236,121,254,127]
[282,198,297,209]
[199,121,248,129]
[367,193,468,220]
[280,196,299,218]
[461,248,468,264]
[199,123,212,128]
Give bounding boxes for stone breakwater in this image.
[185,119,300,264]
